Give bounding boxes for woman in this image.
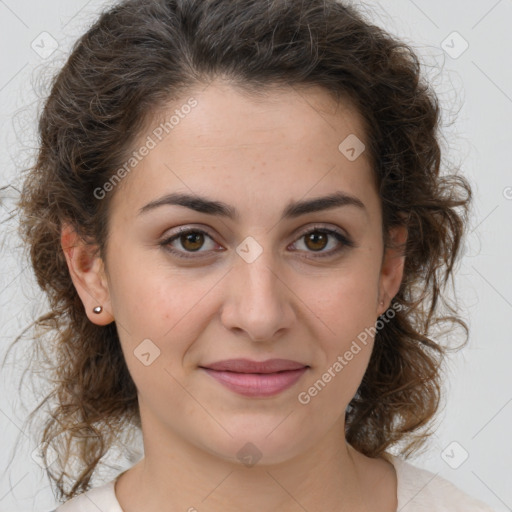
[15,0,494,510]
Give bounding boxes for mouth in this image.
[199,358,309,397]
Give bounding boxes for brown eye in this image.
[304,232,329,251]
[161,228,221,259]
[180,232,205,251]
[289,227,354,259]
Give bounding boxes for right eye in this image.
[160,227,224,259]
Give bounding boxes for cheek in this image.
[108,252,217,340]
[108,257,224,399]
[296,270,379,414]
[301,258,381,347]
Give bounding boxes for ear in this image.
[61,222,115,326]
[377,225,407,316]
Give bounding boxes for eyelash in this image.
[159,225,354,260]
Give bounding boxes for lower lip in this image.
[201,367,308,397]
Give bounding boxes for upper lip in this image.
[200,358,308,374]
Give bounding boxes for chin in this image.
[196,417,315,468]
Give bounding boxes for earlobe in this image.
[61,222,115,326]
[377,225,407,315]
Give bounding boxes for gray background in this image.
[1,0,511,510]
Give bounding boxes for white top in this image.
[53,454,495,511]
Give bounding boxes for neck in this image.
[115,415,375,512]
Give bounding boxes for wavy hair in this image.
[11,0,470,501]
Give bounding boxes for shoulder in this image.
[49,455,496,512]
[384,453,496,511]
[54,480,122,512]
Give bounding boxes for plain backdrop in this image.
[0,0,511,510]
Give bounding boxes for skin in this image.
[62,80,406,512]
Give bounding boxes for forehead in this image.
[156,81,368,153]
[109,80,377,219]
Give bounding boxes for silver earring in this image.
[93,306,103,314]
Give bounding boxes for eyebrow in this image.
[138,191,366,220]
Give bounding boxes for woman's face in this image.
[67,80,405,465]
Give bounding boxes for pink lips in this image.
[200,358,308,397]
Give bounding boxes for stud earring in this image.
[93,306,103,314]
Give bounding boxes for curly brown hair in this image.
[9,0,470,502]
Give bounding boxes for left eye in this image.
[160,226,352,259]
[289,228,353,257]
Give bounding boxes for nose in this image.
[220,249,296,342]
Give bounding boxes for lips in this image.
[202,358,307,373]
[200,358,309,397]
